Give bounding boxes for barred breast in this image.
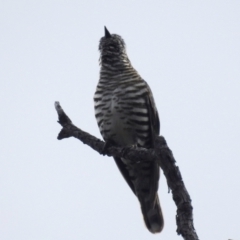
[94,77,151,148]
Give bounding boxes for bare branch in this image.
[54,101,199,240]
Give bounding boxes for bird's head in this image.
[99,27,126,57]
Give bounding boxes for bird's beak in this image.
[104,26,111,38]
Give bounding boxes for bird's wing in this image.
[143,80,160,140]
[141,80,160,202]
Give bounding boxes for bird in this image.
[94,26,163,233]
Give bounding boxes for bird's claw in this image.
[101,140,113,156]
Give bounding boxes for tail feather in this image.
[140,195,164,233]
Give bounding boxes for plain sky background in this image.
[1,1,240,239]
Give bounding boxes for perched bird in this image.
[94,27,163,233]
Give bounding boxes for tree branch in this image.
[54,101,199,240]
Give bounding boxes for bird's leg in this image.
[101,140,115,156]
[121,144,138,164]
[120,146,131,159]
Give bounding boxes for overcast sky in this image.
[1,1,240,239]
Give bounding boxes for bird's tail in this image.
[139,195,164,233]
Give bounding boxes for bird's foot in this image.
[121,145,138,163]
[101,140,114,156]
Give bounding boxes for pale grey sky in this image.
[0,1,240,239]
